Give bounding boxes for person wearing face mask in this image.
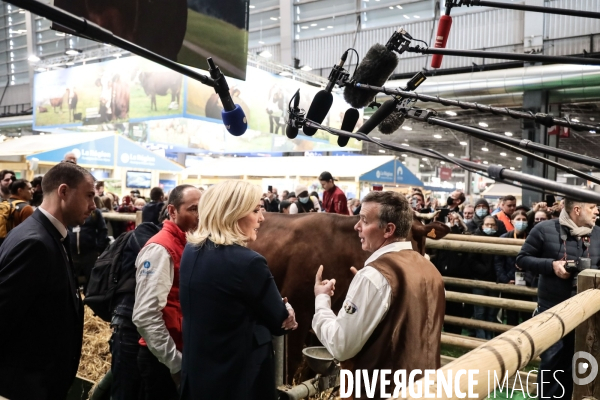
[468,216,502,340]
[494,210,536,327]
[445,190,465,213]
[517,198,600,400]
[466,198,507,235]
[289,185,321,214]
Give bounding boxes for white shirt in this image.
[312,241,413,362]
[38,206,67,239]
[289,196,321,214]
[132,243,181,374]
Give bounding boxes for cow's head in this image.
[409,220,451,255]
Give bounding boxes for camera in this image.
[565,258,592,275]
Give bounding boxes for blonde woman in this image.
[179,180,297,400]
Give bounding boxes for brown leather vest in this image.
[341,250,445,400]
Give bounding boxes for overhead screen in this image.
[52,0,250,80]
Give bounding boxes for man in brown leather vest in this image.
[313,191,445,399]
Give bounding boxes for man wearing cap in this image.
[289,185,321,214]
[319,171,349,215]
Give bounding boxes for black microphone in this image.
[343,44,399,109]
[207,57,247,136]
[303,50,349,136]
[337,108,360,147]
[357,99,398,134]
[286,89,302,139]
[378,111,406,134]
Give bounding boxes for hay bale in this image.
[78,305,112,383]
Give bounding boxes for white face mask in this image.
[299,196,309,204]
[464,218,472,225]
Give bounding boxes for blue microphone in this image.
[207,57,247,136]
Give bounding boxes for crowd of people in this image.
[0,152,594,400]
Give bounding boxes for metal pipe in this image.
[273,335,284,388]
[277,377,319,400]
[470,0,600,19]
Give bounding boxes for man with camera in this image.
[516,198,600,400]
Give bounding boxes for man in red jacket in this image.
[319,171,349,215]
[133,184,202,399]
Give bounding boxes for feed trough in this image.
[302,346,339,376]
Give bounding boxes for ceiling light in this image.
[482,147,489,151]
[249,5,255,8]
[500,152,507,156]
[510,167,515,170]
[270,17,278,21]
[279,71,292,77]
[319,28,325,31]
[505,131,513,136]
[440,161,445,165]
[65,62,74,66]
[448,153,454,156]
[310,23,317,26]
[516,157,522,160]
[35,67,46,72]
[401,154,407,157]
[414,15,421,18]
[65,49,81,56]
[498,164,502,166]
[420,164,424,167]
[445,111,457,116]
[402,126,412,131]
[373,136,380,139]
[301,26,309,29]
[389,6,394,9]
[401,143,409,147]
[433,134,442,139]
[483,161,488,164]
[590,130,597,134]
[258,41,265,44]
[402,161,406,164]
[572,118,580,122]
[300,65,312,71]
[396,5,403,9]
[379,149,386,153]
[590,117,595,121]
[403,15,410,19]
[478,122,488,128]
[327,26,333,29]
[258,50,272,58]
[28,54,40,62]
[422,157,428,161]
[459,141,467,146]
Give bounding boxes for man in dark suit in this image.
[0,161,97,400]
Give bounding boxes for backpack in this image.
[84,222,160,321]
[0,199,26,239]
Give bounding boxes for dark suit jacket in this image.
[0,209,84,400]
[179,240,289,400]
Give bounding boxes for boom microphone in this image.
[357,99,398,135]
[337,108,360,147]
[303,50,349,136]
[431,11,453,69]
[378,111,406,134]
[343,44,399,109]
[286,89,301,139]
[207,57,247,136]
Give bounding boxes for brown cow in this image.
[248,212,450,383]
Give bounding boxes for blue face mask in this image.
[298,196,309,204]
[514,221,528,232]
[483,227,497,235]
[475,208,488,218]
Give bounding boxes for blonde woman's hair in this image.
[187,180,262,247]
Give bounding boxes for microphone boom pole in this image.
[407,46,600,66]
[346,82,600,133]
[447,0,600,20]
[296,116,600,203]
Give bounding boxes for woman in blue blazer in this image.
[179,180,297,400]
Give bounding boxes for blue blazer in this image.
[0,209,83,400]
[179,240,289,400]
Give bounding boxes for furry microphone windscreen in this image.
[343,44,399,109]
[378,111,405,134]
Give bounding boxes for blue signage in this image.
[360,160,396,183]
[359,160,424,186]
[394,160,423,186]
[116,136,182,172]
[26,136,115,166]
